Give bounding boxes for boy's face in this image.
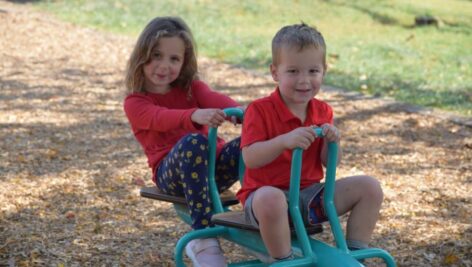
[270,45,325,108]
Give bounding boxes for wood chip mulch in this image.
[0,2,470,266]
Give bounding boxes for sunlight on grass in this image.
[35,0,472,115]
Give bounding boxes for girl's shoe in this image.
[185,238,227,267]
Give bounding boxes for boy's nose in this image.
[298,74,311,85]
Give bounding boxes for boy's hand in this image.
[321,123,340,142]
[282,126,317,150]
[191,108,226,128]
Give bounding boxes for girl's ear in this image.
[270,63,278,82]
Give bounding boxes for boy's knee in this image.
[253,187,287,219]
[363,176,383,203]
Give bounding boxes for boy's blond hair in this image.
[271,22,327,67]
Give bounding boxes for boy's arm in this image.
[242,135,287,169]
[243,127,317,169]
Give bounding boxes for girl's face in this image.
[143,36,185,94]
[270,45,325,109]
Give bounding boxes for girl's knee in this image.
[183,133,208,146]
[178,134,208,157]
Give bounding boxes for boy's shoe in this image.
[243,247,295,264]
[242,247,274,263]
[185,238,227,267]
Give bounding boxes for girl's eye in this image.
[152,52,161,59]
[171,56,181,62]
[310,69,320,73]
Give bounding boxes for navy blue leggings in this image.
[156,133,240,229]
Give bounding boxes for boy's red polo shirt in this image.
[237,88,333,205]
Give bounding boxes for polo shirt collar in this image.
[270,87,314,124]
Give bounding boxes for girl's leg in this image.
[156,133,212,230]
[251,186,291,259]
[214,137,241,191]
[156,135,241,230]
[333,175,384,244]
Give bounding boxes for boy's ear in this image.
[270,63,278,81]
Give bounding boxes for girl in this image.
[124,16,241,267]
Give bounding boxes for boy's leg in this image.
[251,186,292,259]
[333,175,384,245]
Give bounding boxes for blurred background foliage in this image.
[34,0,472,115]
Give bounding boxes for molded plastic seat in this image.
[212,211,323,235]
[140,186,240,207]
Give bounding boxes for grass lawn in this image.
[34,0,472,116]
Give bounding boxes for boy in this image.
[236,23,384,262]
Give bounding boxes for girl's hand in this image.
[321,123,340,142]
[282,126,317,150]
[191,108,226,128]
[230,106,246,125]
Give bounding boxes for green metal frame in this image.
[172,107,396,266]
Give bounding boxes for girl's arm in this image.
[191,80,240,109]
[124,94,198,132]
[192,80,244,125]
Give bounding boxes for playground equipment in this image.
[140,107,396,266]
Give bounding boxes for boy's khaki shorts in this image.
[244,182,325,228]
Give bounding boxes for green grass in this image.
[35,0,472,116]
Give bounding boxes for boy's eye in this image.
[310,69,320,73]
[287,69,297,73]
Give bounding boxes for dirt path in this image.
[0,1,471,266]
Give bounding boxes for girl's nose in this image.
[158,60,170,69]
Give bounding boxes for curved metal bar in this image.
[208,107,244,214]
[287,127,323,262]
[289,148,315,262]
[351,248,397,267]
[175,226,228,267]
[323,141,348,252]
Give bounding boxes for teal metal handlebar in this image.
[221,107,244,118]
[289,127,348,256]
[208,108,244,214]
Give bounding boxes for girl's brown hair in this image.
[125,17,198,94]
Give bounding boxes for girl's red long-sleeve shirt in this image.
[123,80,240,181]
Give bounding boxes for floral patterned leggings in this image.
[155,133,240,229]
